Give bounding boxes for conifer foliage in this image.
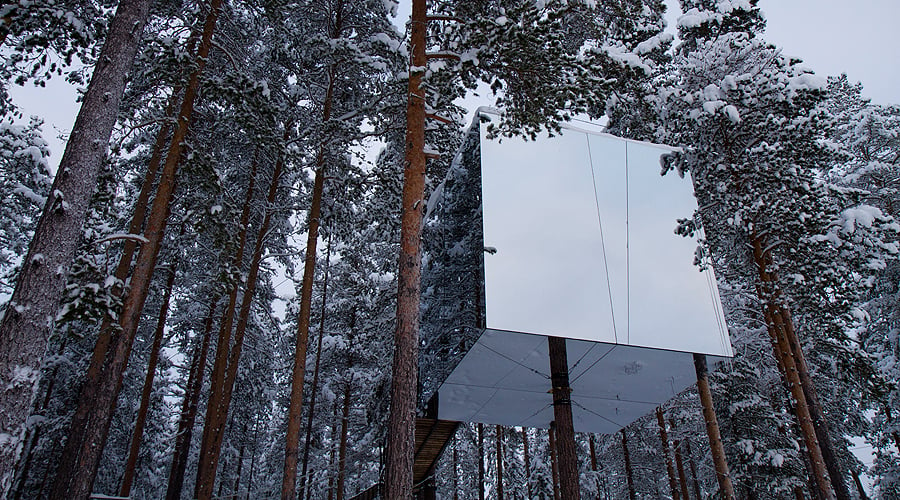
[0,0,897,498]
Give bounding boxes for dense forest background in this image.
[0,0,898,499]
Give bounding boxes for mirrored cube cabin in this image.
[420,110,733,434]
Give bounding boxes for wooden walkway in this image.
[349,416,459,500]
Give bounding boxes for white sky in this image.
[10,0,899,168]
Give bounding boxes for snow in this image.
[6,366,39,390]
[12,182,46,205]
[601,45,651,74]
[839,205,884,233]
[724,104,741,123]
[634,33,673,55]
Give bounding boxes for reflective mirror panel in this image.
[421,112,733,432]
[437,330,721,434]
[479,115,731,356]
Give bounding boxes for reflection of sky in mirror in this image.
[438,330,722,434]
[479,114,732,357]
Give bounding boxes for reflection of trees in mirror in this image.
[420,124,485,406]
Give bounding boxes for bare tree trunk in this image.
[477,423,485,500]
[778,306,851,500]
[693,354,735,500]
[496,425,504,500]
[197,148,286,500]
[548,337,580,500]
[386,0,427,497]
[0,0,152,490]
[851,470,869,500]
[656,407,680,500]
[523,428,531,500]
[549,424,559,500]
[164,299,217,500]
[453,437,459,500]
[299,234,333,500]
[336,379,352,500]
[193,150,263,499]
[589,434,600,500]
[621,431,636,500]
[85,85,181,428]
[751,235,835,500]
[669,419,691,500]
[119,259,178,497]
[685,439,702,500]
[10,336,68,500]
[327,397,340,500]
[50,1,223,496]
[232,429,246,498]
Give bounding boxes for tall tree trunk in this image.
[336,378,352,500]
[476,423,485,500]
[85,85,181,438]
[327,397,340,500]
[10,335,68,500]
[196,148,286,500]
[281,47,342,500]
[193,150,263,498]
[119,260,178,497]
[164,299,217,500]
[693,354,735,500]
[386,0,427,496]
[656,407,680,500]
[523,428,531,500]
[670,419,691,500]
[589,434,600,500]
[51,1,222,496]
[778,306,852,500]
[495,425,504,500]
[299,233,333,500]
[751,235,836,500]
[621,431,636,500]
[851,470,869,500]
[549,423,559,500]
[685,439,703,500]
[0,0,152,490]
[452,437,459,500]
[548,336,580,500]
[232,429,246,498]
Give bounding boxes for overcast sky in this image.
[12,0,899,168]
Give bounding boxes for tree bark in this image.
[50,1,222,496]
[164,299,217,500]
[193,150,263,499]
[778,306,852,500]
[477,423,485,500]
[281,14,345,491]
[670,419,691,500]
[656,407,680,500]
[336,379,352,500]
[621,430,636,500]
[548,336,580,500]
[523,428,531,500]
[0,0,152,491]
[119,260,178,497]
[589,434,599,500]
[196,147,285,500]
[385,0,427,497]
[549,423,560,500]
[685,439,703,500]
[495,425,504,500]
[693,353,735,500]
[751,235,836,500]
[299,234,333,500]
